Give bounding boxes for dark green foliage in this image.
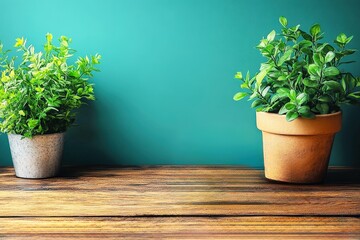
[0,34,101,137]
[233,17,360,121]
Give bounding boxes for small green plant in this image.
[233,16,360,121]
[0,33,101,137]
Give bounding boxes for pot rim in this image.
[256,111,342,135]
[258,111,341,118]
[8,132,66,138]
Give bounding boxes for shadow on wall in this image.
[336,107,360,167]
[62,101,119,166]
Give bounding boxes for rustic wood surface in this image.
[1,217,359,239]
[0,166,359,239]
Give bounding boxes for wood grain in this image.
[0,166,359,217]
[0,166,359,239]
[1,217,359,239]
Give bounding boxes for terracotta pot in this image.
[256,111,342,183]
[8,133,65,179]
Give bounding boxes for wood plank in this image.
[1,217,359,239]
[0,166,359,217]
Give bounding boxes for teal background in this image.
[0,0,359,167]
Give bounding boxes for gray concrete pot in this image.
[8,133,65,179]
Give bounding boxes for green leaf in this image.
[345,35,353,44]
[261,44,274,57]
[318,95,332,103]
[298,106,315,119]
[243,71,250,82]
[270,94,281,104]
[18,110,25,116]
[341,49,357,56]
[286,111,299,122]
[313,53,323,66]
[301,47,312,55]
[296,93,308,105]
[277,88,290,95]
[278,49,293,66]
[27,119,39,129]
[44,107,59,112]
[235,72,243,79]
[323,67,340,77]
[279,16,288,27]
[316,103,329,114]
[348,91,360,99]
[35,87,44,93]
[300,30,312,41]
[255,107,265,112]
[325,51,335,63]
[233,92,247,101]
[341,78,347,91]
[303,78,319,88]
[251,99,262,108]
[336,33,347,44]
[77,88,84,94]
[267,30,276,42]
[310,24,321,37]
[296,73,303,86]
[343,73,357,90]
[285,102,296,111]
[289,89,297,101]
[277,75,287,81]
[316,43,329,52]
[279,102,296,114]
[298,40,313,49]
[290,24,300,32]
[260,63,273,72]
[323,80,342,91]
[256,69,268,86]
[278,104,289,114]
[240,83,248,89]
[249,91,258,100]
[261,86,271,97]
[308,64,321,76]
[276,88,290,98]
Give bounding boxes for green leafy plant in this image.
[0,33,101,137]
[233,16,360,121]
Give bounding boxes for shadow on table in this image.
[58,165,143,178]
[325,168,360,184]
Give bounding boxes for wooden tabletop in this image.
[0,166,359,239]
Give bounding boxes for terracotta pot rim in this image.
[256,111,342,135]
[258,111,341,118]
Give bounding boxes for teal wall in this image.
[0,0,359,167]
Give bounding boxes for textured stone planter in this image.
[256,112,342,183]
[8,133,65,179]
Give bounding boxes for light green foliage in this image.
[0,33,101,137]
[233,17,360,121]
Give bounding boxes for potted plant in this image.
[233,17,359,183]
[0,33,101,178]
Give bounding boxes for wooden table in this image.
[0,166,359,239]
